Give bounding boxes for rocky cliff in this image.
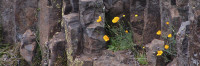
[0,0,200,66]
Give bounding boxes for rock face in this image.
[20,29,36,64]
[188,0,200,65]
[63,13,84,66]
[94,50,140,66]
[145,39,164,66]
[79,0,105,55]
[0,0,16,44]
[1,0,200,66]
[63,13,82,57]
[143,0,161,44]
[130,0,146,44]
[38,0,63,65]
[48,32,66,66]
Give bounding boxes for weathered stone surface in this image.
[145,39,164,66]
[143,0,161,44]
[48,32,66,66]
[176,21,190,66]
[1,0,16,44]
[104,0,123,17]
[15,0,38,39]
[93,50,140,66]
[130,0,146,44]
[188,0,200,65]
[63,13,84,66]
[167,58,178,66]
[38,0,63,65]
[160,0,172,36]
[20,29,36,64]
[64,13,82,57]
[80,0,105,55]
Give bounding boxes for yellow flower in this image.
[168,34,172,38]
[156,30,161,35]
[165,45,169,49]
[125,30,128,33]
[135,14,138,17]
[156,50,163,56]
[112,17,120,23]
[97,16,102,22]
[103,35,109,42]
[123,15,125,17]
[166,22,169,25]
[143,46,145,49]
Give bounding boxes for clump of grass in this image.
[104,15,148,65]
[135,53,148,65]
[32,30,42,66]
[106,19,135,51]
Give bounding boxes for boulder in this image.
[79,0,106,55]
[48,32,66,66]
[145,39,164,66]
[20,29,36,64]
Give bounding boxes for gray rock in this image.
[63,13,83,58]
[20,29,36,64]
[145,39,164,66]
[48,32,66,66]
[94,50,140,66]
[80,0,105,55]
[1,0,17,44]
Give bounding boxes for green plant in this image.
[135,53,148,65]
[32,30,42,66]
[106,19,136,51]
[161,23,177,63]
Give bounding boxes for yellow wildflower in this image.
[143,46,145,49]
[123,15,125,17]
[97,16,102,22]
[166,22,169,25]
[168,34,172,38]
[103,35,109,42]
[125,30,128,33]
[112,17,120,23]
[135,14,138,17]
[156,30,161,35]
[156,50,163,56]
[165,45,169,49]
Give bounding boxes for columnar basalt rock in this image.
[79,0,105,55]
[38,0,63,65]
[188,0,200,65]
[175,0,190,66]
[48,32,66,66]
[143,0,161,44]
[160,0,172,37]
[63,13,84,66]
[15,0,38,42]
[0,0,16,44]
[130,0,146,44]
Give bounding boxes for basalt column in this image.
[188,0,200,65]
[0,0,16,44]
[160,0,172,37]
[80,0,105,55]
[143,0,161,44]
[130,0,146,44]
[38,0,63,65]
[176,0,190,66]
